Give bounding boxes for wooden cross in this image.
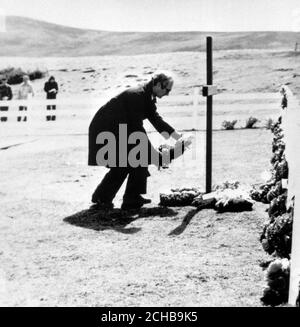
[202,36,218,193]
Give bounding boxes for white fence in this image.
[281,86,300,306]
[0,91,281,138]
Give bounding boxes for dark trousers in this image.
[92,167,150,203]
[0,106,8,122]
[46,105,56,121]
[17,106,27,122]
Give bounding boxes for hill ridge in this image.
[1,16,299,57]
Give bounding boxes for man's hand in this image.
[172,131,194,148]
[171,131,182,141]
[172,134,194,159]
[158,134,194,169]
[176,134,194,149]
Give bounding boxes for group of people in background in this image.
[0,75,58,122]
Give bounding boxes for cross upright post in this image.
[202,36,217,194]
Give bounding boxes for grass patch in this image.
[245,116,259,129]
[222,120,237,130]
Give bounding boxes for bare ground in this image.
[0,129,272,306]
[2,50,300,99]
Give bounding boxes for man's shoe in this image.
[121,201,144,210]
[123,194,151,204]
[138,195,151,204]
[91,199,114,210]
[121,194,151,210]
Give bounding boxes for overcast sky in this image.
[0,0,300,32]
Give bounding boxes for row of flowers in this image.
[222,117,273,130]
[250,97,293,306]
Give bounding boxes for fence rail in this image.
[0,92,281,137]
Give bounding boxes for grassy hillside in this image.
[0,16,299,56]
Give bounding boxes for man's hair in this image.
[152,71,174,88]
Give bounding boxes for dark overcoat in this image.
[88,82,175,167]
[0,84,12,100]
[44,81,58,99]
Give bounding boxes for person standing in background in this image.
[0,76,13,122]
[44,76,58,121]
[18,75,34,122]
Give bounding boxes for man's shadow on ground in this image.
[64,206,178,235]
